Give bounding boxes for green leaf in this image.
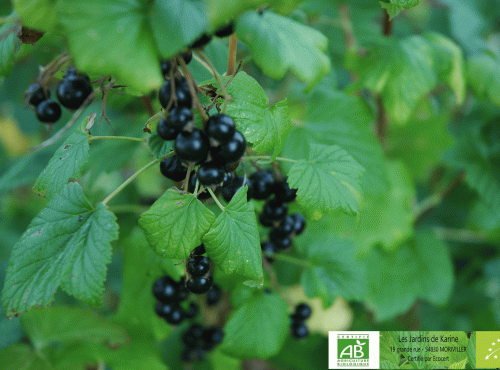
[202,72,293,157]
[380,2,404,20]
[56,0,162,94]
[0,22,20,77]
[148,132,174,159]
[210,350,242,370]
[423,32,466,104]
[347,35,436,124]
[33,126,90,198]
[150,0,206,58]
[14,0,58,32]
[220,292,289,359]
[466,332,476,368]
[20,306,128,350]
[203,187,263,284]
[287,143,364,218]
[236,11,330,92]
[380,332,400,369]
[391,0,419,8]
[205,0,266,30]
[2,183,119,317]
[297,234,366,307]
[449,358,467,369]
[467,53,500,108]
[0,343,51,370]
[139,189,216,259]
[366,230,454,322]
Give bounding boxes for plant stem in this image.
[141,95,155,117]
[177,57,208,122]
[90,135,147,143]
[375,95,387,145]
[0,15,19,25]
[196,51,232,111]
[102,153,174,205]
[244,155,297,164]
[382,8,393,36]
[207,188,225,211]
[192,53,214,75]
[268,252,311,268]
[227,34,238,75]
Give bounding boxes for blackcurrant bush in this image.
[175,129,210,163]
[269,229,292,250]
[290,213,306,235]
[160,155,188,182]
[186,273,213,294]
[159,77,192,109]
[187,256,210,277]
[192,244,206,255]
[274,177,297,203]
[166,106,193,131]
[273,215,295,238]
[262,198,288,221]
[157,118,180,141]
[191,33,212,49]
[247,171,274,200]
[152,276,178,303]
[210,130,246,164]
[261,241,276,262]
[293,303,312,320]
[291,321,309,339]
[206,284,222,306]
[215,23,234,38]
[197,161,225,186]
[26,83,50,106]
[185,302,199,319]
[56,74,93,109]
[205,114,235,144]
[36,100,62,123]
[161,60,172,78]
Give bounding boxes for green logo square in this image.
[338,337,369,360]
[477,332,500,369]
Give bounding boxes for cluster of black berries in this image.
[156,55,246,200]
[290,303,312,339]
[26,67,93,124]
[189,21,235,50]
[186,244,214,294]
[181,323,224,362]
[153,275,199,325]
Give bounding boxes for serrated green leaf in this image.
[203,187,263,284]
[220,293,289,359]
[21,306,128,350]
[14,0,58,32]
[33,127,90,198]
[297,234,366,307]
[139,189,216,259]
[236,11,330,92]
[148,132,174,159]
[150,0,206,58]
[347,36,436,124]
[0,22,20,77]
[2,183,119,317]
[366,230,454,322]
[202,72,293,157]
[287,143,364,218]
[467,53,500,108]
[56,0,162,94]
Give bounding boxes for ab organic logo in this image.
[329,331,380,369]
[477,332,500,369]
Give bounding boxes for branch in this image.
[227,34,238,76]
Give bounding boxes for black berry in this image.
[206,284,222,306]
[215,23,234,38]
[157,118,180,140]
[26,83,50,106]
[176,276,190,302]
[153,276,179,303]
[186,273,213,294]
[187,171,212,200]
[63,67,78,79]
[259,213,275,227]
[222,172,233,188]
[161,60,172,78]
[175,129,210,163]
[262,199,288,222]
[187,256,210,277]
[181,50,193,65]
[36,100,62,123]
[273,215,295,238]
[155,302,174,318]
[202,327,224,350]
[221,175,244,202]
[56,74,93,109]
[185,302,199,319]
[166,106,193,131]
[291,321,309,339]
[159,77,192,109]
[274,177,297,203]
[269,229,292,250]
[205,114,235,144]
[197,161,225,186]
[261,241,276,262]
[182,323,205,348]
[192,244,206,255]
[247,171,274,200]
[293,303,312,320]
[191,33,212,49]
[164,305,184,325]
[290,213,306,235]
[160,155,187,182]
[210,130,246,165]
